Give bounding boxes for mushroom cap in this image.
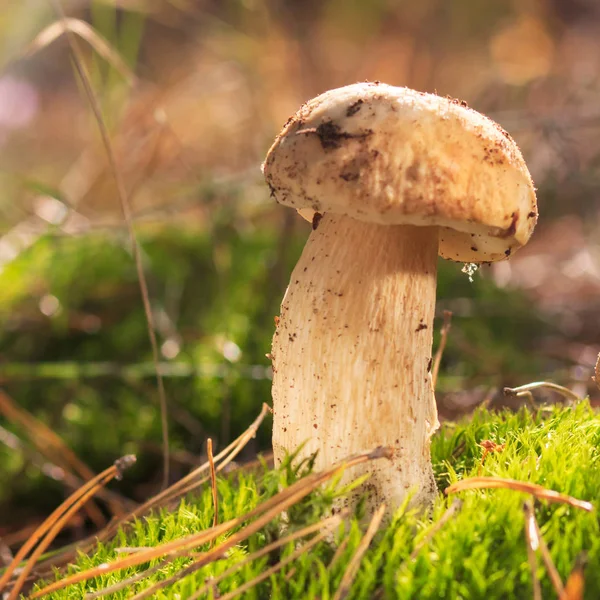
[263,82,538,262]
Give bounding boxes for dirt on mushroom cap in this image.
[263,82,538,263]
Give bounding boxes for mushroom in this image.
[262,82,537,516]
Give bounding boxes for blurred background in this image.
[0,0,599,539]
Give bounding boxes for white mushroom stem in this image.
[272,213,440,515]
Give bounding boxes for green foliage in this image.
[34,402,600,599]
[0,224,553,521]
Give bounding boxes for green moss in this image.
[34,402,600,599]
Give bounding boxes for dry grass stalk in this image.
[1,456,135,599]
[593,353,600,391]
[49,0,171,489]
[524,501,565,597]
[409,499,463,560]
[523,501,542,600]
[21,17,137,83]
[31,447,391,598]
[207,438,219,545]
[445,476,593,512]
[333,503,386,600]
[432,310,452,390]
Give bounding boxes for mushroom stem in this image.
[272,213,440,516]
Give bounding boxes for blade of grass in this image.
[48,0,171,489]
[445,476,593,512]
[333,503,386,600]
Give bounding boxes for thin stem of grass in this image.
[111,403,270,532]
[47,0,171,489]
[432,310,452,390]
[207,438,219,545]
[329,536,350,569]
[523,502,542,600]
[526,502,565,597]
[2,456,135,599]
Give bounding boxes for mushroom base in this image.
[271,214,440,517]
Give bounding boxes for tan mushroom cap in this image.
[263,82,538,262]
